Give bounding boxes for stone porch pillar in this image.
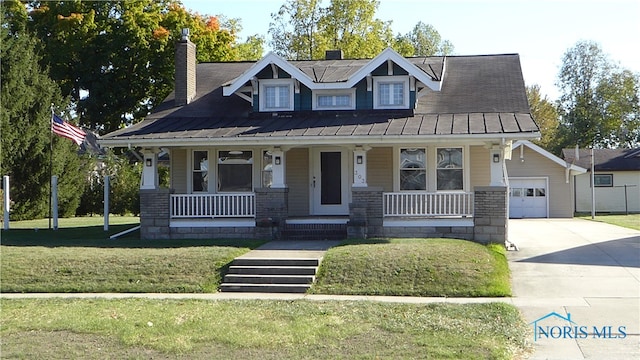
[349,187,383,238]
[140,188,171,240]
[255,187,289,240]
[473,186,508,244]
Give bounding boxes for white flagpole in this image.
[591,147,595,219]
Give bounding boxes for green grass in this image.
[577,213,640,231]
[0,298,532,359]
[1,216,264,293]
[311,238,511,297]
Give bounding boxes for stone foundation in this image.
[383,226,474,240]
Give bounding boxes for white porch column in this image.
[353,147,370,187]
[489,146,506,186]
[271,148,286,188]
[141,148,159,190]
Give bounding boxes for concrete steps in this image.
[220,257,321,293]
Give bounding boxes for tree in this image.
[269,0,452,60]
[269,0,323,60]
[595,69,640,147]
[317,0,394,59]
[1,1,84,220]
[398,21,454,56]
[555,40,639,151]
[236,34,265,61]
[526,85,559,150]
[27,1,240,134]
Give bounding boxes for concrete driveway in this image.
[508,219,640,359]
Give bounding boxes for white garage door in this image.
[509,178,547,218]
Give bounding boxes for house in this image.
[562,148,640,214]
[98,30,540,242]
[506,140,586,218]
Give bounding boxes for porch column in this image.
[271,148,286,188]
[352,147,370,187]
[140,188,171,240]
[141,148,159,190]
[489,146,505,186]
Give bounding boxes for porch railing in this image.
[171,193,255,218]
[383,192,473,217]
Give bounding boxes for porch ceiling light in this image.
[229,150,243,155]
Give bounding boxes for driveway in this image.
[508,219,640,359]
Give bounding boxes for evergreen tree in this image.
[1,1,85,220]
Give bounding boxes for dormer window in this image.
[312,89,356,110]
[374,76,410,109]
[260,79,294,111]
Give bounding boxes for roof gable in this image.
[514,140,587,173]
[222,47,442,97]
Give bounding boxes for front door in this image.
[311,149,349,215]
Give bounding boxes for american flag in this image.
[51,113,86,145]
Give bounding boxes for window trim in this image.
[593,173,613,187]
[261,150,273,188]
[190,150,209,193]
[217,150,254,193]
[398,147,427,191]
[312,89,356,110]
[259,79,294,112]
[373,76,410,109]
[435,147,465,192]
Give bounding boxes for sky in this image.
[181,0,640,101]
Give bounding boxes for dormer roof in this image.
[222,48,443,96]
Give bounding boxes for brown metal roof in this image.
[101,54,539,145]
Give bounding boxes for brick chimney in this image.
[175,28,196,106]
[325,50,344,60]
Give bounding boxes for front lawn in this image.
[0,298,531,359]
[577,213,640,231]
[311,238,511,297]
[1,217,264,293]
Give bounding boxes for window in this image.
[313,89,356,110]
[218,151,253,192]
[594,174,613,187]
[436,148,463,191]
[260,79,294,111]
[262,150,273,188]
[192,151,208,192]
[400,148,426,190]
[374,76,409,109]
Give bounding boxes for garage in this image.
[509,178,548,218]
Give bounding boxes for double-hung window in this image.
[436,148,463,191]
[262,150,273,188]
[218,150,253,192]
[192,150,209,192]
[400,148,426,190]
[260,79,294,111]
[374,76,409,109]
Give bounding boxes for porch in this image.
[167,191,474,221]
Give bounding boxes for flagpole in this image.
[49,104,54,230]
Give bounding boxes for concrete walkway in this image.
[508,219,640,360]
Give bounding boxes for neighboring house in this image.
[563,148,640,214]
[99,31,540,242]
[506,140,586,218]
